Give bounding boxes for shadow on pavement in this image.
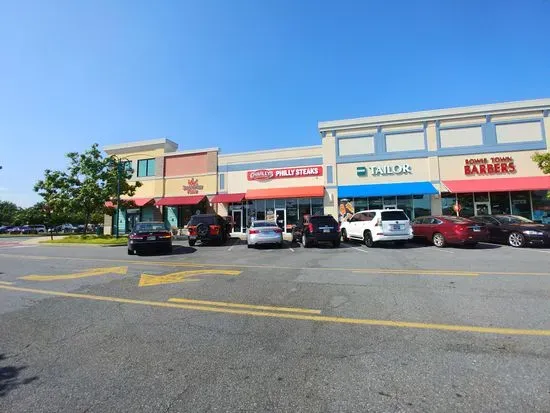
[0,354,38,398]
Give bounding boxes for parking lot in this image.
[1,239,549,412]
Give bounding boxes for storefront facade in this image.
[103,98,550,234]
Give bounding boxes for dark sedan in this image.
[412,215,488,248]
[471,215,550,247]
[127,222,173,255]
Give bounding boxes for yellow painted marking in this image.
[168,298,321,314]
[352,269,479,277]
[0,281,14,285]
[0,253,549,277]
[139,269,241,287]
[20,266,128,281]
[0,285,549,337]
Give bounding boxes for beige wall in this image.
[337,158,431,186]
[438,150,546,180]
[132,179,164,198]
[219,146,322,165]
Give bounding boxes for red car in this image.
[412,215,488,248]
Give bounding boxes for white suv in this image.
[340,209,413,247]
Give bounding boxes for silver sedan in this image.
[246,220,284,248]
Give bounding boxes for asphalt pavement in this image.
[0,238,549,412]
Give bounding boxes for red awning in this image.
[155,195,206,206]
[246,186,325,200]
[442,176,550,193]
[105,198,154,207]
[210,193,246,203]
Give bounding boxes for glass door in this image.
[474,202,490,216]
[232,209,242,233]
[383,196,397,209]
[275,209,286,230]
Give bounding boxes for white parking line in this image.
[289,248,295,253]
[227,246,234,251]
[436,249,454,254]
[352,247,368,253]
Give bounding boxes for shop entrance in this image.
[474,202,490,216]
[382,197,397,210]
[275,209,286,230]
[232,209,243,233]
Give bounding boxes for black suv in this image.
[292,215,340,248]
[187,214,230,246]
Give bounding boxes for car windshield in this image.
[309,216,337,225]
[134,223,169,232]
[494,215,533,224]
[188,215,217,225]
[252,221,277,228]
[381,211,408,221]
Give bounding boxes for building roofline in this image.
[103,138,178,153]
[163,147,220,157]
[318,98,550,131]
[218,145,322,159]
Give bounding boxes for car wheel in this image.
[302,234,310,248]
[188,240,196,247]
[127,249,134,255]
[247,243,253,248]
[341,229,348,242]
[508,232,525,248]
[364,230,375,248]
[432,232,446,248]
[333,239,341,248]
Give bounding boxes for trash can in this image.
[96,226,104,236]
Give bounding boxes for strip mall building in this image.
[103,99,550,234]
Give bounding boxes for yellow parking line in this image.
[168,298,321,314]
[1,285,549,336]
[352,269,479,277]
[0,253,548,277]
[0,281,14,285]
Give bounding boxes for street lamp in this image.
[114,158,133,239]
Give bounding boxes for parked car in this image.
[187,214,230,246]
[0,226,14,234]
[471,215,550,247]
[292,214,340,248]
[127,222,172,255]
[340,209,413,247]
[49,224,75,234]
[247,220,283,248]
[32,225,47,233]
[412,215,488,247]
[20,225,38,234]
[7,226,22,234]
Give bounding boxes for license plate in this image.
[147,236,156,240]
[472,227,480,232]
[391,225,402,231]
[323,229,330,233]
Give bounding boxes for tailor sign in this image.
[247,166,323,181]
[464,156,516,175]
[356,163,412,177]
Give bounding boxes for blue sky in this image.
[1,0,549,206]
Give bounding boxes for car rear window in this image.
[309,216,337,225]
[252,221,277,228]
[135,223,169,232]
[188,215,217,225]
[381,211,409,221]
[443,216,472,224]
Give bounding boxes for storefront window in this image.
[311,198,324,216]
[474,192,489,203]
[368,197,383,210]
[354,198,368,212]
[441,193,456,216]
[510,191,531,218]
[275,199,285,209]
[489,192,510,214]
[397,196,413,219]
[255,199,266,221]
[286,199,298,229]
[339,198,354,222]
[383,196,397,208]
[298,198,311,220]
[531,191,550,223]
[412,195,431,219]
[457,193,474,217]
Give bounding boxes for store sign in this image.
[356,163,412,177]
[183,178,204,194]
[247,166,323,181]
[464,156,516,175]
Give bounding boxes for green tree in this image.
[34,143,141,235]
[0,200,19,225]
[532,152,550,199]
